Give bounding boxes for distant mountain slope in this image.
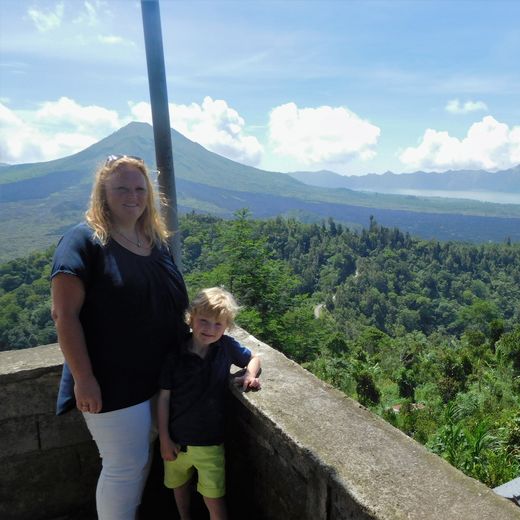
[0,122,304,194]
[288,166,520,193]
[1,122,520,262]
[2,122,519,214]
[175,178,520,242]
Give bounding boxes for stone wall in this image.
[1,331,518,520]
[0,345,99,520]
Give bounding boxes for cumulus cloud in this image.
[399,116,520,171]
[27,2,65,32]
[445,99,488,114]
[129,101,152,124]
[1,95,262,166]
[267,103,380,168]
[0,98,125,164]
[35,97,121,132]
[0,105,46,162]
[130,96,263,166]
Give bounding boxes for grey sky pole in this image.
[141,0,182,269]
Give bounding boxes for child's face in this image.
[191,312,228,347]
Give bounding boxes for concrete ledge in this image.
[1,333,519,520]
[0,344,64,382]
[227,328,520,520]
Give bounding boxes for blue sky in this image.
[1,0,519,175]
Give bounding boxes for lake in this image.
[364,189,520,205]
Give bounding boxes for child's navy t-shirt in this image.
[160,334,252,446]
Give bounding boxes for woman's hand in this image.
[75,374,102,414]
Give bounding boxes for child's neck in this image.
[189,337,210,359]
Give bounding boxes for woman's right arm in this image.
[51,273,102,413]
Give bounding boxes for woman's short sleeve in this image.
[51,223,95,284]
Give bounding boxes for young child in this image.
[158,287,261,520]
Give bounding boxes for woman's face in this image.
[105,165,148,227]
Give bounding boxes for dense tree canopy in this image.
[1,211,519,487]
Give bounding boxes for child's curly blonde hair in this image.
[186,287,240,329]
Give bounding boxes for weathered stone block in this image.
[0,444,99,520]
[0,415,39,458]
[39,410,92,450]
[0,373,59,421]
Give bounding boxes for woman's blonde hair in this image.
[186,287,240,329]
[85,155,169,246]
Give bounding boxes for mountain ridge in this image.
[288,166,520,193]
[3,121,519,195]
[1,122,520,262]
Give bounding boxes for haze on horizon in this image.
[1,0,519,176]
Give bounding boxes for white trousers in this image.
[83,399,154,520]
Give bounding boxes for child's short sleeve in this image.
[225,335,252,368]
[51,223,95,284]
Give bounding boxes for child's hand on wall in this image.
[160,437,181,461]
[234,372,261,391]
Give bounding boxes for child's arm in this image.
[157,388,181,461]
[234,353,261,391]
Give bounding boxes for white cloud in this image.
[0,98,125,164]
[0,95,263,166]
[0,105,45,162]
[399,116,520,171]
[445,99,488,114]
[130,96,264,166]
[77,1,129,46]
[267,103,380,168]
[35,97,122,133]
[27,2,64,32]
[129,101,152,124]
[72,1,103,26]
[97,35,125,45]
[26,2,132,49]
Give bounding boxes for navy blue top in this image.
[160,334,252,446]
[52,222,189,413]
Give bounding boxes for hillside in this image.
[1,122,520,262]
[2,213,519,490]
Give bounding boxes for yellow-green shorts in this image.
[164,444,225,499]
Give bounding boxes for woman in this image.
[51,155,188,520]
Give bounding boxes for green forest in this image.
[1,210,519,489]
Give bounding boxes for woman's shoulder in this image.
[66,221,95,239]
[53,222,102,267]
[59,222,100,248]
[52,223,94,279]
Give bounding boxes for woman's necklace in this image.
[113,228,150,249]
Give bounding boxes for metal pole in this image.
[141,0,182,269]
